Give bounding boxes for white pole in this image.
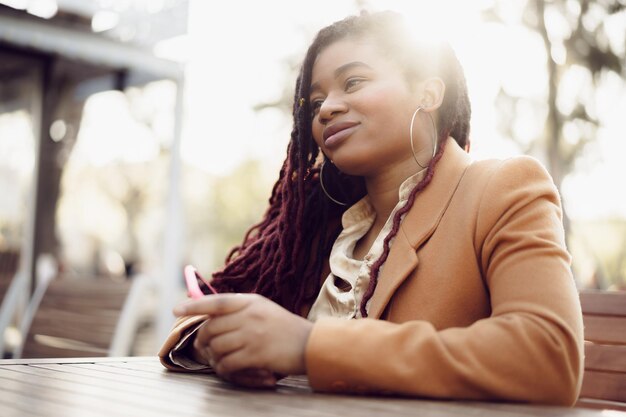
[157,77,185,344]
[20,67,43,315]
[5,67,44,356]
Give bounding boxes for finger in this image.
[214,348,262,375]
[193,310,248,347]
[206,332,246,362]
[195,313,245,346]
[203,310,248,338]
[173,293,251,317]
[192,319,213,350]
[188,321,214,364]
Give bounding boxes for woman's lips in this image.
[323,122,359,148]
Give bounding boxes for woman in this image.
[159,11,583,405]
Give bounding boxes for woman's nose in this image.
[318,95,348,124]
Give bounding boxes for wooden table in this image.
[0,357,622,417]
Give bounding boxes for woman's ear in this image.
[419,77,445,111]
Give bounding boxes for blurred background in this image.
[0,0,625,358]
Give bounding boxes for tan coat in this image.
[159,139,584,405]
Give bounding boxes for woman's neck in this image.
[363,161,420,225]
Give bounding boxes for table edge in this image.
[0,356,157,365]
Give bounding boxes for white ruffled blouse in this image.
[307,168,426,321]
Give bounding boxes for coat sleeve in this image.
[304,156,584,405]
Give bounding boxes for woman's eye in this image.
[311,99,323,116]
[345,77,364,91]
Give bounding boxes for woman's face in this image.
[310,38,427,177]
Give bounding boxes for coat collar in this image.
[367,138,473,318]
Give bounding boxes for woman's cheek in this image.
[311,122,325,149]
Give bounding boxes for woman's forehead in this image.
[315,38,378,62]
[311,39,386,78]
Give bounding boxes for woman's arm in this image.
[304,156,584,405]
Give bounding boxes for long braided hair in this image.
[210,11,471,317]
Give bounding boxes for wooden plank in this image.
[0,280,10,298]
[0,358,621,417]
[19,277,133,358]
[26,320,117,345]
[583,315,626,344]
[97,362,616,417]
[31,307,120,318]
[65,362,320,414]
[580,370,626,403]
[0,374,103,417]
[97,361,230,385]
[26,326,116,346]
[21,342,108,359]
[100,359,171,371]
[28,320,119,336]
[0,400,27,417]
[580,290,626,408]
[1,364,208,416]
[63,362,319,415]
[0,368,146,416]
[43,292,131,308]
[576,397,626,412]
[0,250,18,299]
[580,290,626,316]
[0,356,153,365]
[0,251,19,277]
[22,331,113,356]
[37,364,350,417]
[104,361,626,416]
[585,343,626,373]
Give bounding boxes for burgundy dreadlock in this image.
[210,11,471,317]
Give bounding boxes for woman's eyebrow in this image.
[310,61,372,93]
[334,61,372,78]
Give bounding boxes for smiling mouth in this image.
[323,121,359,147]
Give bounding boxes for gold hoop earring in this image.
[319,160,348,206]
[409,107,438,169]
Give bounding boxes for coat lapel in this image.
[367,138,472,319]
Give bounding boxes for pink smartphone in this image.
[184,264,218,299]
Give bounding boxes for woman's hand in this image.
[173,294,313,378]
[188,330,279,388]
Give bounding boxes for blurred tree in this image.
[252,56,300,115]
[210,160,272,271]
[58,82,174,277]
[95,155,167,275]
[485,0,625,239]
[182,159,273,275]
[571,217,626,289]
